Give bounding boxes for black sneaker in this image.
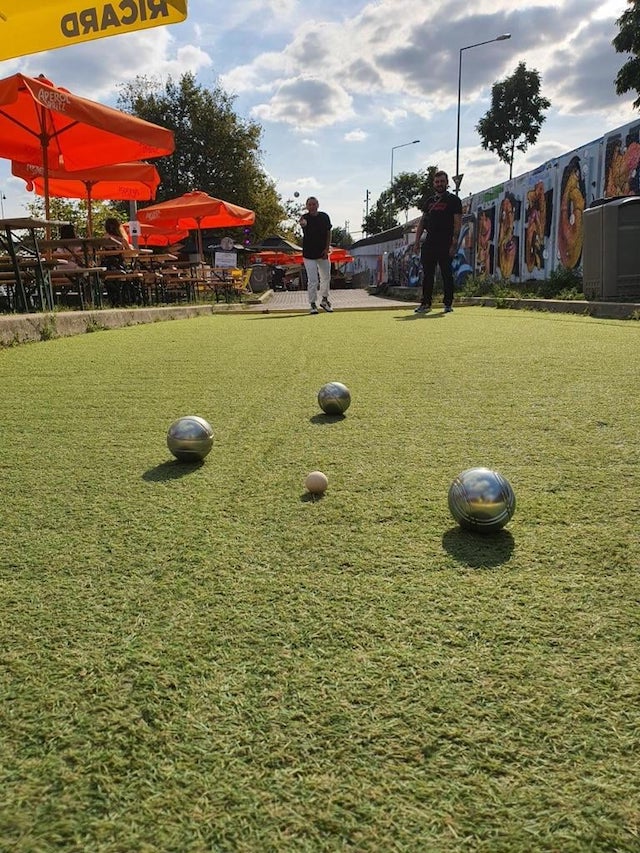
[414,304,431,313]
[320,299,333,313]
[444,305,453,313]
[309,303,319,314]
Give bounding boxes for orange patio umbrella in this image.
[253,247,353,265]
[138,190,255,257]
[0,73,175,222]
[124,222,189,248]
[12,160,161,236]
[328,247,354,264]
[0,1,187,62]
[252,250,301,266]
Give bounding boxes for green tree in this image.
[331,226,353,248]
[476,62,551,179]
[117,73,285,240]
[362,169,436,235]
[26,196,123,237]
[613,1,640,109]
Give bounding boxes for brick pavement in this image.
[246,288,418,313]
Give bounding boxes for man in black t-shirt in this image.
[300,196,332,314]
[412,171,462,313]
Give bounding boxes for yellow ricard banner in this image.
[0,0,187,61]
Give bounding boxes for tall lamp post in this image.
[391,139,420,185]
[389,139,420,229]
[455,33,511,195]
[0,193,6,219]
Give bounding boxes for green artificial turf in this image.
[1,307,639,852]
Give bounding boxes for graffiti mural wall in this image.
[464,117,640,280]
[351,117,640,286]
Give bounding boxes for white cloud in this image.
[252,76,354,129]
[344,130,368,142]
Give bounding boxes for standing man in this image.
[300,196,332,314]
[412,171,462,314]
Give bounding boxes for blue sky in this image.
[0,0,637,238]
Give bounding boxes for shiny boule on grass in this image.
[305,471,328,495]
[317,381,351,415]
[448,467,516,532]
[166,416,214,462]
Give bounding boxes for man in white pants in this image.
[300,196,332,314]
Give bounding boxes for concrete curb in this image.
[0,304,215,346]
[1,291,637,347]
[456,296,640,320]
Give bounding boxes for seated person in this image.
[54,223,84,270]
[103,217,136,306]
[103,217,132,270]
[51,223,91,307]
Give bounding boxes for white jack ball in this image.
[305,471,328,494]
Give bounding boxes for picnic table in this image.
[0,217,69,312]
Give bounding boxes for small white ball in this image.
[305,471,328,494]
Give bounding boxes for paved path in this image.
[247,288,418,313]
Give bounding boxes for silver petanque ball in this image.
[166,416,214,462]
[318,382,351,415]
[448,467,516,533]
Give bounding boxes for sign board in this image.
[0,0,187,61]
[214,251,237,269]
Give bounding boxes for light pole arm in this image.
[454,34,511,196]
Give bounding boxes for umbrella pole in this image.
[37,102,53,238]
[86,184,93,237]
[197,219,203,260]
[40,133,51,237]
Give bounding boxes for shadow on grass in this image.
[396,311,446,321]
[247,312,309,320]
[300,491,326,503]
[143,459,206,482]
[310,413,347,425]
[442,526,515,568]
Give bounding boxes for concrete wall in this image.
[0,305,215,347]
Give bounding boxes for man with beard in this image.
[412,171,462,313]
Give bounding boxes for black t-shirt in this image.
[302,211,332,259]
[420,192,462,244]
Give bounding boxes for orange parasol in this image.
[138,190,255,257]
[252,250,301,266]
[124,222,189,248]
[12,160,161,235]
[328,247,354,264]
[0,1,187,62]
[0,73,174,222]
[252,247,353,265]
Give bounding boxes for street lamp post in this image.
[389,139,420,229]
[0,193,6,219]
[390,139,420,185]
[455,33,511,195]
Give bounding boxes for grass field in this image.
[1,307,639,852]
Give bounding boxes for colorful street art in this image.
[462,116,640,281]
[351,117,640,286]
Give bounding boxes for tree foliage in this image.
[331,227,353,248]
[117,73,285,240]
[476,62,551,179]
[362,168,437,235]
[26,196,122,237]
[613,1,640,109]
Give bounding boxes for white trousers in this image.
[303,257,331,304]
